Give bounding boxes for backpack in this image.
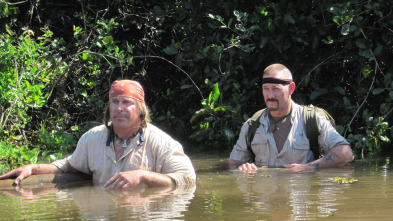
[245,105,336,161]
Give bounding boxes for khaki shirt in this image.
[52,123,196,186]
[229,101,349,167]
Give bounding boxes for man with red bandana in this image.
[0,80,196,189]
[229,64,354,172]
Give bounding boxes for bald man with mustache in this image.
[229,64,354,172]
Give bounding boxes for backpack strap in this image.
[304,105,320,158]
[304,105,337,158]
[246,108,265,162]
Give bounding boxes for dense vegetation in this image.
[1,0,392,173]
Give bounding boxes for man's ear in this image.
[289,82,296,95]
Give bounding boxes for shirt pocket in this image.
[290,134,311,163]
[251,131,269,164]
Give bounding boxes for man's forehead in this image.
[262,77,292,85]
[110,96,135,101]
[262,83,284,88]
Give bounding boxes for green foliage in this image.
[190,82,239,151]
[347,111,391,157]
[0,141,40,174]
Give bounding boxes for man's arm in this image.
[284,144,354,171]
[308,144,354,168]
[104,170,175,189]
[0,164,63,185]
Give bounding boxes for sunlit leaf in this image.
[341,24,350,35]
[82,53,88,60]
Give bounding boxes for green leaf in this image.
[80,89,88,97]
[102,36,113,44]
[374,44,383,56]
[372,88,384,95]
[180,84,193,89]
[223,128,235,140]
[304,73,311,86]
[310,88,328,100]
[349,25,357,32]
[334,87,345,95]
[208,83,221,107]
[228,18,233,27]
[82,53,88,60]
[380,103,387,113]
[356,40,367,49]
[343,96,352,109]
[284,14,295,24]
[341,24,350,35]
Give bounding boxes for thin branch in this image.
[298,54,336,87]
[5,0,28,5]
[46,51,204,101]
[344,27,383,136]
[218,45,235,75]
[133,55,204,99]
[383,107,393,119]
[344,61,378,136]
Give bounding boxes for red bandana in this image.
[109,80,145,103]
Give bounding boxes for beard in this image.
[265,99,279,111]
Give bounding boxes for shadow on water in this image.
[1,153,393,220]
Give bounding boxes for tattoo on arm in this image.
[308,162,320,170]
[323,152,339,164]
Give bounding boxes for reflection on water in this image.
[1,154,393,220]
[64,185,195,220]
[0,182,195,220]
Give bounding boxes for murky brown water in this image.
[0,154,392,220]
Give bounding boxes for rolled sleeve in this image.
[51,156,79,173]
[229,121,253,162]
[317,113,350,154]
[160,143,196,186]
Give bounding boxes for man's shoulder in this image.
[146,123,176,141]
[82,124,108,137]
[87,124,107,132]
[145,123,182,151]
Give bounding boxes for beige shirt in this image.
[230,101,349,167]
[52,123,196,186]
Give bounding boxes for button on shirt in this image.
[229,101,349,167]
[52,123,196,186]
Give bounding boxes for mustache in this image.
[266,99,278,102]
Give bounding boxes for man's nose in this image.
[114,104,124,111]
[265,89,275,98]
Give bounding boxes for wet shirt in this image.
[52,123,196,186]
[229,101,349,167]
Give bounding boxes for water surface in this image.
[0,154,392,220]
